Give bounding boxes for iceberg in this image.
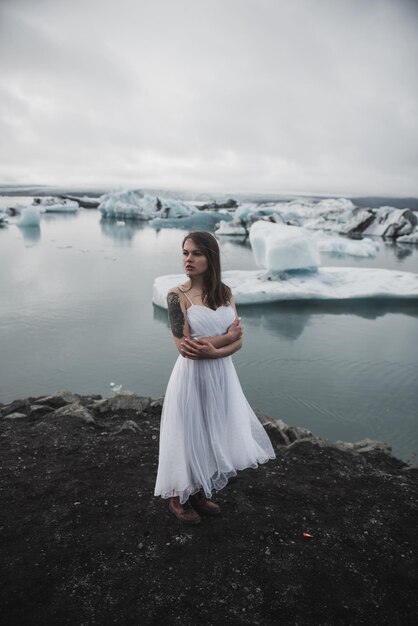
[235,203,286,223]
[98,190,199,221]
[397,232,418,244]
[33,197,79,213]
[99,190,155,220]
[363,207,417,238]
[249,221,320,272]
[153,268,418,307]
[150,210,232,231]
[153,217,416,306]
[309,231,380,257]
[230,197,418,242]
[215,221,247,236]
[17,206,41,227]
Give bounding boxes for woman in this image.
[154,231,276,524]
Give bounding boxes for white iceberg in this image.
[153,268,418,307]
[33,197,79,213]
[310,231,380,257]
[150,210,232,230]
[235,203,259,221]
[99,190,154,220]
[338,208,375,235]
[363,207,417,238]
[231,197,416,241]
[242,197,355,227]
[212,220,247,236]
[98,190,198,221]
[249,221,320,272]
[17,206,41,227]
[397,231,418,244]
[235,203,286,224]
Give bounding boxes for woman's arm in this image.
[194,296,243,347]
[167,289,191,355]
[180,336,243,359]
[198,317,243,348]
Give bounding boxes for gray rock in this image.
[1,398,31,417]
[352,438,392,454]
[334,438,391,454]
[29,405,53,417]
[4,412,28,420]
[54,402,95,424]
[35,390,79,409]
[257,413,391,459]
[95,393,151,414]
[256,412,314,447]
[112,420,142,434]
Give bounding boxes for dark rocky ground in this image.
[1,391,417,626]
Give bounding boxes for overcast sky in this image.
[1,0,417,196]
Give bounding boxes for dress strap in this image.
[177,286,194,306]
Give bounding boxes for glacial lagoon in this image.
[0,207,417,463]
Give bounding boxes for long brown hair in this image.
[182,231,232,310]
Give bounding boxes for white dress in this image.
[154,301,276,504]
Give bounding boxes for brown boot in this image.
[169,496,201,525]
[189,491,221,516]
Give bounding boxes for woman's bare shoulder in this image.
[167,284,186,297]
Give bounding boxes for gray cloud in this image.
[1,0,417,195]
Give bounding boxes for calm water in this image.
[1,208,417,463]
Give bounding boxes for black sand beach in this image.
[1,391,417,625]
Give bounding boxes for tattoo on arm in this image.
[167,292,185,339]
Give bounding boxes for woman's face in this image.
[183,238,209,277]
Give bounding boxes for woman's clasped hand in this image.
[180,318,244,360]
[180,337,218,359]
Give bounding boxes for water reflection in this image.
[100,218,146,243]
[153,298,418,342]
[240,299,418,339]
[153,303,169,327]
[241,303,310,339]
[393,243,413,260]
[18,225,41,244]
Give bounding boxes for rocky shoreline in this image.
[1,391,417,625]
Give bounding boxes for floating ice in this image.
[249,221,320,272]
[110,382,123,394]
[397,231,418,244]
[153,268,418,307]
[215,221,247,236]
[310,231,380,257]
[363,207,417,238]
[150,210,231,230]
[17,206,41,227]
[338,209,374,235]
[33,197,79,213]
[99,190,154,220]
[99,190,198,221]
[232,197,417,241]
[235,203,258,221]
